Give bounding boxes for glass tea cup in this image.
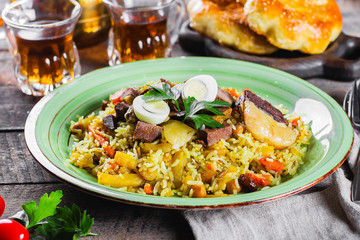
[2,0,82,96]
[103,0,185,65]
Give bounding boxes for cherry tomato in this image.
[0,196,4,217]
[0,219,29,240]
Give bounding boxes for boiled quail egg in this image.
[133,96,170,125]
[182,75,218,102]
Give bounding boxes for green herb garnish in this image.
[11,190,98,240]
[183,96,231,129]
[143,82,183,110]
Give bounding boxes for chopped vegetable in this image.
[88,125,116,158]
[192,184,207,198]
[246,173,271,187]
[98,172,144,188]
[110,89,126,103]
[291,117,301,127]
[183,96,231,129]
[144,183,154,195]
[114,152,137,170]
[259,157,284,173]
[224,87,240,99]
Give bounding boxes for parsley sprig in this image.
[11,190,98,240]
[143,82,183,110]
[183,96,231,129]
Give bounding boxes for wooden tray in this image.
[179,21,360,81]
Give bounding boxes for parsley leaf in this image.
[35,204,97,240]
[22,190,63,228]
[143,82,183,110]
[183,97,231,129]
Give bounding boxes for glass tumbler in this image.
[2,0,82,96]
[103,0,185,65]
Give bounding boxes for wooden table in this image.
[0,29,354,240]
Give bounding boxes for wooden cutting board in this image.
[178,21,360,81]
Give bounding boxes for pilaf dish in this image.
[68,75,312,198]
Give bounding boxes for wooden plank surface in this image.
[0,184,194,240]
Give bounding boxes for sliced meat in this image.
[243,88,287,124]
[216,88,235,105]
[200,123,232,146]
[120,88,139,105]
[103,115,118,130]
[241,88,297,149]
[133,121,163,142]
[124,106,138,124]
[115,102,130,122]
[238,174,259,192]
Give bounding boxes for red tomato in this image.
[0,219,29,240]
[0,196,4,217]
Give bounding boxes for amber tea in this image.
[3,0,81,96]
[15,19,77,86]
[113,15,169,63]
[104,0,185,65]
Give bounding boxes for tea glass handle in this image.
[5,25,16,55]
[170,0,186,45]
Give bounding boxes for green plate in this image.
[25,57,353,209]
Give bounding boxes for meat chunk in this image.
[124,106,138,124]
[133,121,163,142]
[243,89,287,124]
[120,88,139,105]
[115,102,130,122]
[200,123,232,146]
[103,115,118,130]
[216,88,235,105]
[242,89,297,149]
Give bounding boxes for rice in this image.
[68,85,312,198]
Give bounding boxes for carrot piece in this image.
[103,144,116,158]
[259,157,284,173]
[110,89,126,103]
[144,183,154,194]
[88,125,105,144]
[109,162,117,169]
[206,163,214,170]
[246,173,271,187]
[224,87,240,99]
[88,125,116,158]
[291,117,301,127]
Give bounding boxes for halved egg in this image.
[133,96,170,125]
[182,75,218,102]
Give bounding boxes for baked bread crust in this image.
[188,0,278,55]
[244,0,342,54]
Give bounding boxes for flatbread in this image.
[188,0,278,55]
[244,0,342,54]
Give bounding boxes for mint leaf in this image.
[183,97,231,129]
[22,190,63,228]
[35,204,98,240]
